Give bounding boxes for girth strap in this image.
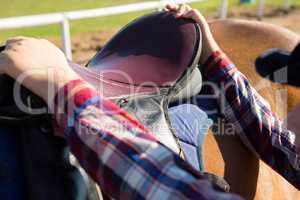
[0,106,47,126]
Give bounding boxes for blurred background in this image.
[0,0,299,63]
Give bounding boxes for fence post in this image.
[257,0,265,19]
[219,0,228,19]
[283,0,291,11]
[61,14,72,60]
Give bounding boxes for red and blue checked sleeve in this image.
[53,79,243,199]
[202,51,300,189]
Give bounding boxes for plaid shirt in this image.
[53,51,299,199]
[203,51,300,189]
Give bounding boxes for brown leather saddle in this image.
[0,11,204,199]
[81,11,203,154]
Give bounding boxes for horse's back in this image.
[204,19,300,200]
[211,19,300,113]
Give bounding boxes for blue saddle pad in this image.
[169,104,212,172]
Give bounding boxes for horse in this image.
[204,19,300,200]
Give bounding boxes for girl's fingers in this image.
[181,10,194,18]
[181,10,198,21]
[185,4,193,11]
[6,36,27,45]
[175,4,186,17]
[165,3,179,11]
[0,51,9,74]
[175,4,192,18]
[182,9,203,23]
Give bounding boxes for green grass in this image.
[0,0,299,41]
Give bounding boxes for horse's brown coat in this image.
[204,19,300,200]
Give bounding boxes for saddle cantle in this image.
[79,11,203,154]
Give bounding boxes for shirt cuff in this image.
[53,79,98,136]
[202,50,236,82]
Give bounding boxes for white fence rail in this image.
[0,0,294,59]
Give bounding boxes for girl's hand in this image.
[165,3,202,23]
[164,3,221,65]
[0,37,81,104]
